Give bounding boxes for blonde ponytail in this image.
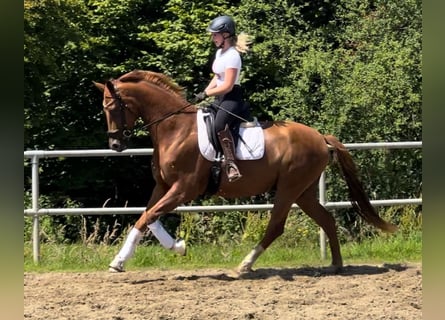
[234,32,253,53]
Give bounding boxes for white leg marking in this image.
[148,220,175,249]
[109,227,143,272]
[237,245,265,273]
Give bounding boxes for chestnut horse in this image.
[94,70,396,273]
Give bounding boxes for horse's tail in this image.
[324,135,397,233]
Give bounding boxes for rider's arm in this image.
[204,75,218,93]
[205,68,237,97]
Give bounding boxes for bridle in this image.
[104,80,193,138]
[105,80,133,140]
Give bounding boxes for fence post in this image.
[318,171,327,260]
[31,155,40,264]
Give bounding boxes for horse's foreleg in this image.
[135,182,194,247]
[237,199,293,274]
[146,219,185,254]
[110,219,185,272]
[109,184,186,272]
[109,227,144,272]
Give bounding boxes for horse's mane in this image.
[118,70,186,99]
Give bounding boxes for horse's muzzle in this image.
[109,138,127,152]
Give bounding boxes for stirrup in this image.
[227,164,242,182]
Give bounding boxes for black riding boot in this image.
[217,125,242,182]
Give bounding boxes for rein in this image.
[106,79,194,136]
[209,102,249,123]
[140,103,194,132]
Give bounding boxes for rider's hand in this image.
[193,91,207,103]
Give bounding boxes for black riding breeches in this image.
[214,85,248,133]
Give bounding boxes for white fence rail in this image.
[24,142,422,263]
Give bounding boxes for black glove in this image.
[193,91,207,103]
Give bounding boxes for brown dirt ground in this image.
[24,263,421,320]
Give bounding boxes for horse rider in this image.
[194,15,252,182]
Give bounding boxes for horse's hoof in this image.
[172,239,186,256]
[109,256,125,273]
[236,265,253,275]
[108,266,124,273]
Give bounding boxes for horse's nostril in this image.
[110,139,121,151]
[109,139,127,152]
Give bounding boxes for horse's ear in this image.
[93,81,105,92]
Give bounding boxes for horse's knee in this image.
[134,220,148,232]
[134,211,158,230]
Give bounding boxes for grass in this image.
[24,231,421,272]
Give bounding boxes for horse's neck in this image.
[134,83,196,146]
[151,112,197,152]
[139,93,180,123]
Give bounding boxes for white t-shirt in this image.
[212,46,241,87]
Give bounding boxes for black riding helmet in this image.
[207,15,236,36]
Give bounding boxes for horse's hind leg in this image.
[237,194,294,273]
[296,182,343,270]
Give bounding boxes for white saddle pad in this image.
[197,109,265,162]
